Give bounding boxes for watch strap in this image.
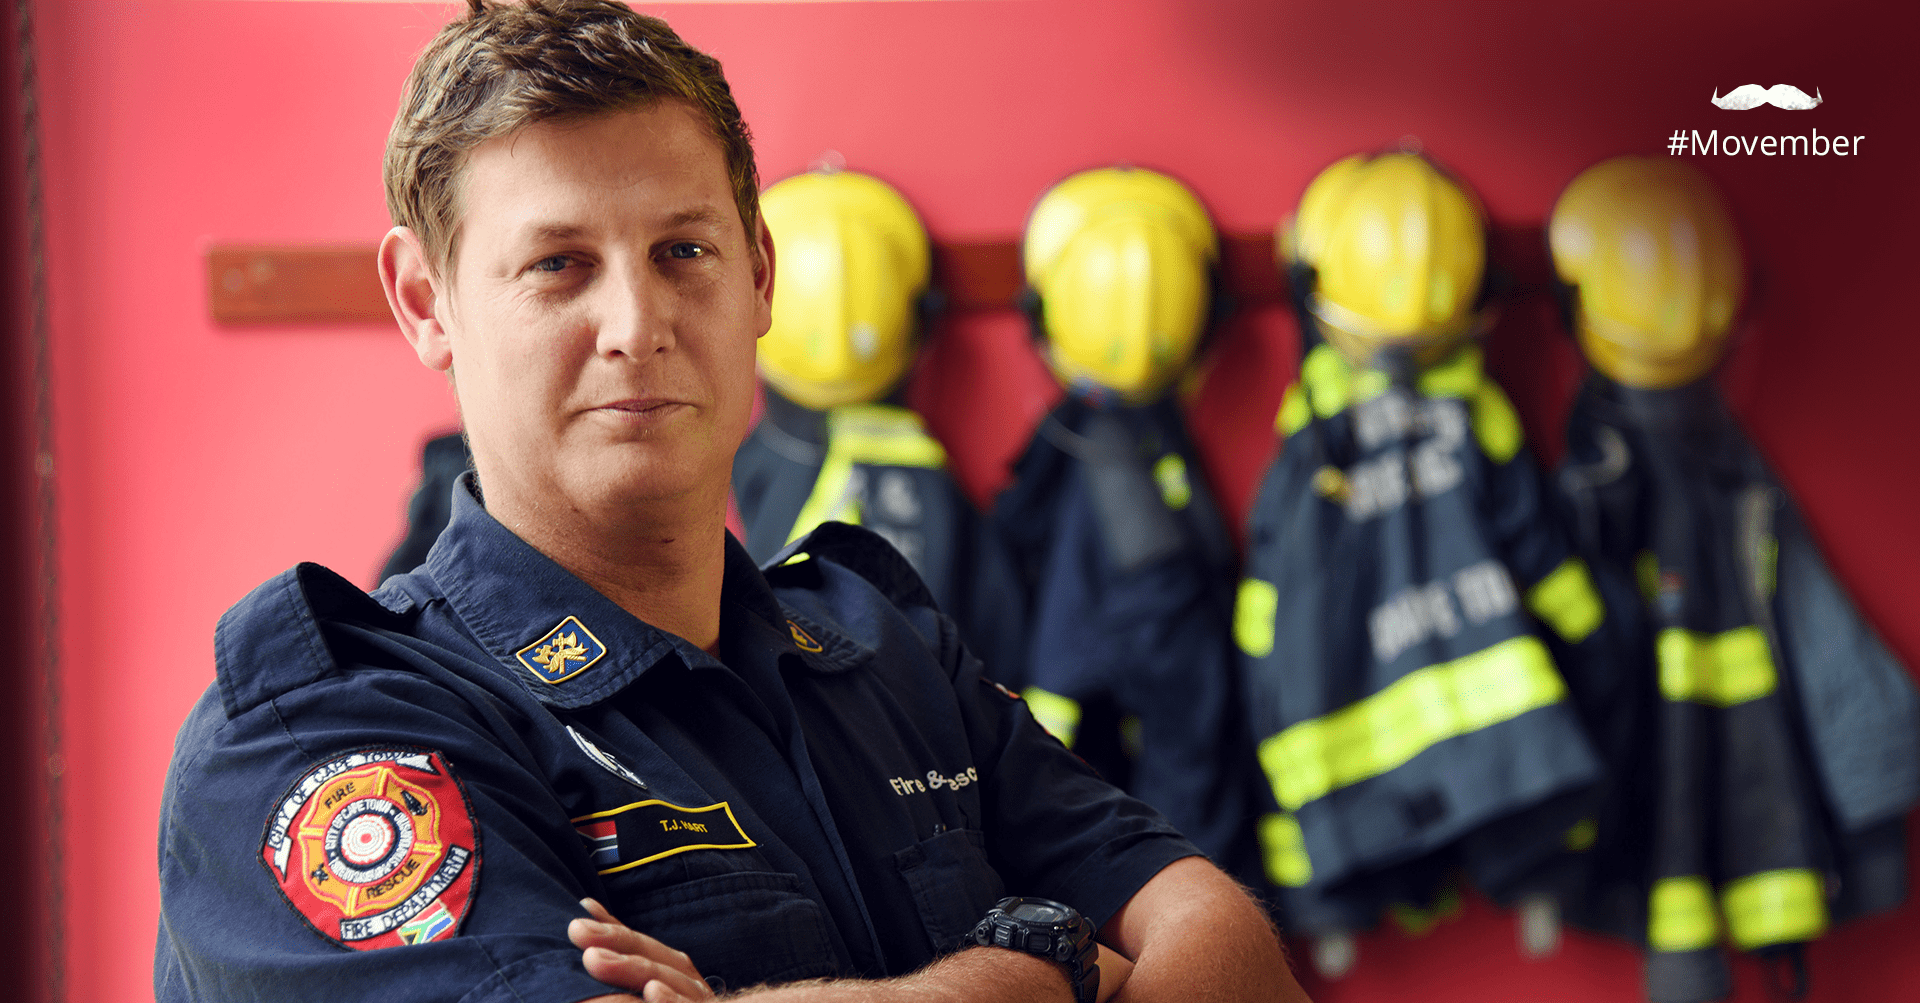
[965,897,1100,1003]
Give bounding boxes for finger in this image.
[569,918,674,958]
[580,945,657,993]
[570,923,704,988]
[570,919,705,984]
[580,897,619,924]
[642,980,694,1003]
[583,947,713,1001]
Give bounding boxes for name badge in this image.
[570,799,755,875]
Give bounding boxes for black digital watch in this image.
[964,896,1100,1003]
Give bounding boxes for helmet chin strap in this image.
[1576,314,1731,391]
[1369,344,1422,388]
[1305,288,1490,375]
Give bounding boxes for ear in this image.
[751,215,777,339]
[379,226,454,372]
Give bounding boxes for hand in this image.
[570,898,717,1002]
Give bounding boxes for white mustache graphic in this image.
[1712,84,1823,110]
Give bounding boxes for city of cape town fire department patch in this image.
[260,747,480,950]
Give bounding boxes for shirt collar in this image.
[424,474,860,708]
[720,542,871,677]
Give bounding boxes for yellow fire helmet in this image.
[1548,157,1744,389]
[757,169,932,410]
[1023,167,1218,403]
[1281,152,1489,368]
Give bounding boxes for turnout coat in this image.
[1236,343,1619,931]
[993,393,1261,886]
[1559,374,1920,1003]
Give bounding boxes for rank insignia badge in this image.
[787,620,824,653]
[261,747,480,950]
[517,616,608,684]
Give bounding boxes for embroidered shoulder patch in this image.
[517,616,608,684]
[570,799,755,875]
[260,747,480,950]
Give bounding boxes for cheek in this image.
[713,287,766,414]
[717,336,761,432]
[449,310,585,432]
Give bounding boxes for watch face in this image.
[1008,901,1067,924]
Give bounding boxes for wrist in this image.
[963,897,1099,1003]
[935,945,1078,1003]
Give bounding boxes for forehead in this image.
[454,102,738,251]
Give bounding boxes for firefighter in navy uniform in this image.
[731,168,1027,681]
[155,5,1303,1002]
[1234,152,1621,968]
[1550,156,1920,1003]
[991,167,1262,889]
[161,482,1203,1000]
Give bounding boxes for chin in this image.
[586,455,721,510]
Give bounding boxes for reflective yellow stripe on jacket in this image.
[1647,870,1826,953]
[1724,869,1826,950]
[1648,876,1719,952]
[1256,635,1566,811]
[1275,344,1522,463]
[1021,687,1082,748]
[1658,626,1777,706]
[1256,812,1312,887]
[787,403,947,544]
[1234,578,1279,658]
[1526,557,1604,644]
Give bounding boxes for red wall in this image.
[29,2,1917,1001]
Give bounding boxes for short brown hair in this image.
[384,0,761,274]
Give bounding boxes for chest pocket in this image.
[893,828,1005,957]
[606,867,839,989]
[575,788,840,988]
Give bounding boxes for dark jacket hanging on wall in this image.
[1560,374,1920,1003]
[1235,343,1615,932]
[992,393,1260,887]
[732,389,1028,683]
[379,431,472,584]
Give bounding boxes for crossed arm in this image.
[571,856,1311,1003]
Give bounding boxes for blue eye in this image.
[667,243,706,260]
[532,255,572,273]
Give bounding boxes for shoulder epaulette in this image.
[764,522,937,611]
[214,562,410,719]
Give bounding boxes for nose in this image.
[595,256,675,360]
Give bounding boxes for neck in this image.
[488,480,731,651]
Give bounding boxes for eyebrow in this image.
[520,207,732,245]
[526,223,593,243]
[659,206,732,230]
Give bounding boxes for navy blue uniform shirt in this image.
[156,476,1197,1002]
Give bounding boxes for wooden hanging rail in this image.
[207,245,395,325]
[205,233,1293,326]
[205,228,1549,326]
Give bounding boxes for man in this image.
[153,3,1304,1002]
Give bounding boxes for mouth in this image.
[593,398,691,421]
